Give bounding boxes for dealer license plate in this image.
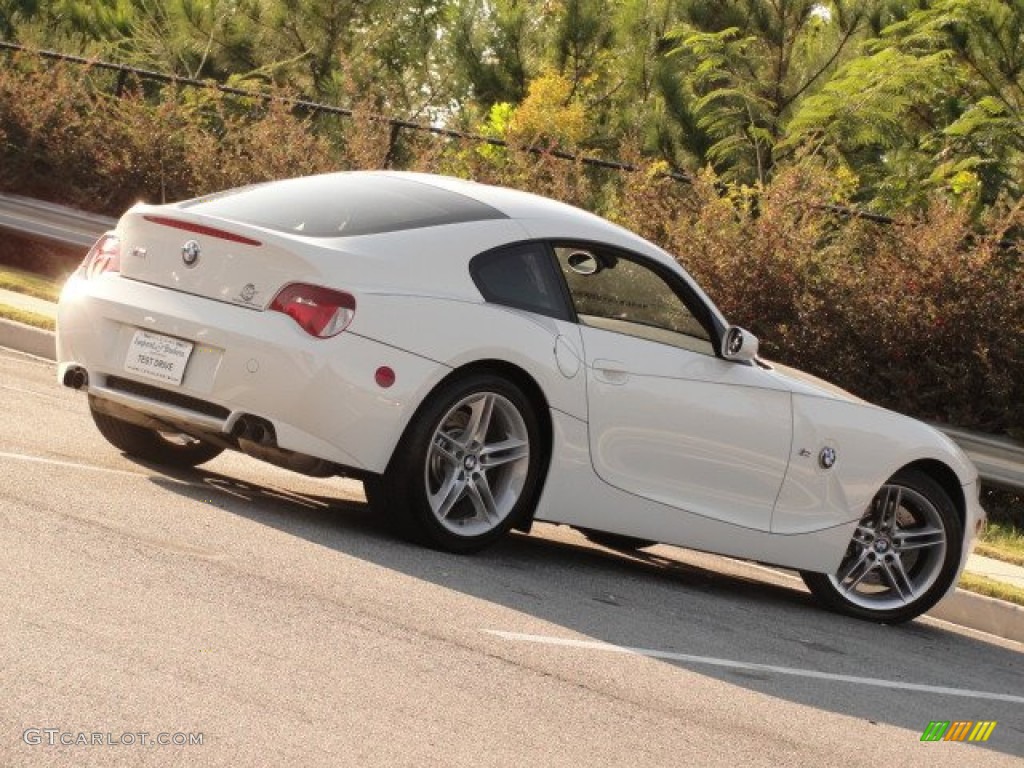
[123,330,194,386]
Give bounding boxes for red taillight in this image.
[80,234,121,279]
[269,283,356,338]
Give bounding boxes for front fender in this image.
[772,395,977,534]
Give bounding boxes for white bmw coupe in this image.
[57,171,984,623]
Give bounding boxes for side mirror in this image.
[721,326,759,363]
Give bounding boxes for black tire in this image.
[800,469,962,624]
[362,475,387,511]
[90,402,224,468]
[580,529,657,551]
[373,373,545,553]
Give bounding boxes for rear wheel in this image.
[801,469,962,623]
[90,401,224,468]
[371,373,543,553]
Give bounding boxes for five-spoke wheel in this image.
[801,469,962,623]
[368,373,543,553]
[425,391,531,537]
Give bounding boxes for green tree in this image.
[657,1,875,185]
[4,0,1024,217]
[0,0,40,38]
[790,0,1024,210]
[449,0,536,108]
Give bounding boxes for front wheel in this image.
[372,373,544,553]
[801,469,962,623]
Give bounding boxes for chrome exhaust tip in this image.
[63,367,89,390]
[232,414,275,445]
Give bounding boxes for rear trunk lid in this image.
[115,205,320,310]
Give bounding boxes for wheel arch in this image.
[383,357,554,532]
[895,458,966,530]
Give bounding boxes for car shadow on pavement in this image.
[142,463,1024,758]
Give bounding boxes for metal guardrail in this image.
[0,191,1021,492]
[0,192,114,248]
[938,427,1024,493]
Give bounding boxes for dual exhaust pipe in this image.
[63,369,273,448]
[63,366,89,390]
[232,414,334,477]
[232,414,276,446]
[66,372,333,477]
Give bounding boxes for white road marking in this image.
[678,554,1022,649]
[0,450,146,478]
[485,630,1024,704]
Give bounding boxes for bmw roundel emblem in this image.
[819,446,837,470]
[182,240,201,267]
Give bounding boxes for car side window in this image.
[554,245,714,355]
[470,242,570,320]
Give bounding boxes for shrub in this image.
[1,57,1021,445]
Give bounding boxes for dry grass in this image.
[977,522,1024,567]
[0,264,62,302]
[958,572,1024,607]
[0,305,55,330]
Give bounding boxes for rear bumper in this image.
[57,273,448,473]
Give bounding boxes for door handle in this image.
[593,358,629,385]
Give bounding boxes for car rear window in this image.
[180,174,507,238]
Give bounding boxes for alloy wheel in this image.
[423,391,530,536]
[827,483,948,610]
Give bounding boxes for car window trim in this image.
[546,239,725,354]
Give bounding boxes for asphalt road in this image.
[1,346,1022,767]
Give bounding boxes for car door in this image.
[552,243,793,531]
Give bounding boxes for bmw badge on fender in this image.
[57,171,985,623]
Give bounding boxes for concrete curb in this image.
[726,557,1024,644]
[0,317,55,360]
[1,319,1022,645]
[929,588,1024,644]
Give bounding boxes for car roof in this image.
[374,171,593,220]
[174,169,683,272]
[372,171,679,268]
[154,170,725,328]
